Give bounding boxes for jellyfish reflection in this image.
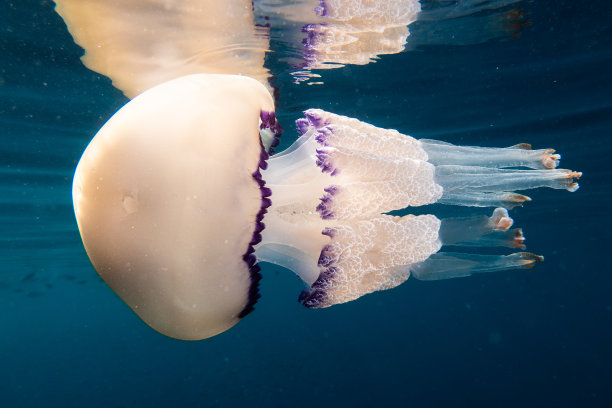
[73,74,581,340]
[54,0,272,97]
[254,0,528,83]
[54,0,530,91]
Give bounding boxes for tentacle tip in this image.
[505,193,531,208]
[512,228,526,249]
[490,208,511,228]
[565,172,582,192]
[490,208,513,231]
[518,252,544,269]
[497,217,514,231]
[543,153,561,169]
[568,170,582,181]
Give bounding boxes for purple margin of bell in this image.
[238,110,282,319]
[260,110,283,154]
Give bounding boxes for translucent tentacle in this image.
[256,109,580,308]
[456,229,526,250]
[421,139,561,169]
[411,252,543,281]
[435,165,581,192]
[439,207,512,244]
[437,190,531,209]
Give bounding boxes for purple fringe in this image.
[296,1,329,70]
[237,110,282,319]
[296,110,330,137]
[316,185,339,219]
[317,244,337,268]
[304,110,327,129]
[296,118,310,135]
[300,23,327,68]
[314,0,327,17]
[299,266,337,308]
[315,149,340,176]
[314,127,332,146]
[299,227,339,308]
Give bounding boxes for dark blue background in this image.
[1,1,610,407]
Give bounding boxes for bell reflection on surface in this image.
[54,0,272,97]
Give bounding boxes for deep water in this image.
[1,1,611,407]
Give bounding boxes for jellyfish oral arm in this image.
[255,109,580,308]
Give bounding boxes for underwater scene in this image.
[1,0,611,406]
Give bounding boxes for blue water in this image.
[1,0,611,406]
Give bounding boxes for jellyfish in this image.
[72,74,581,340]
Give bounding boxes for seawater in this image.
[0,1,610,407]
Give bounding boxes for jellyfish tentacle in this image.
[264,109,444,219]
[260,108,580,308]
[438,207,526,249]
[267,109,581,216]
[434,165,582,207]
[313,147,442,215]
[453,229,526,250]
[300,109,428,161]
[317,181,408,220]
[420,139,561,170]
[437,190,532,209]
[410,252,543,281]
[264,129,322,185]
[435,165,581,190]
[439,207,513,245]
[255,243,321,286]
[299,214,442,308]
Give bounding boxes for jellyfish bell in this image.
[72,74,279,340]
[73,73,581,340]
